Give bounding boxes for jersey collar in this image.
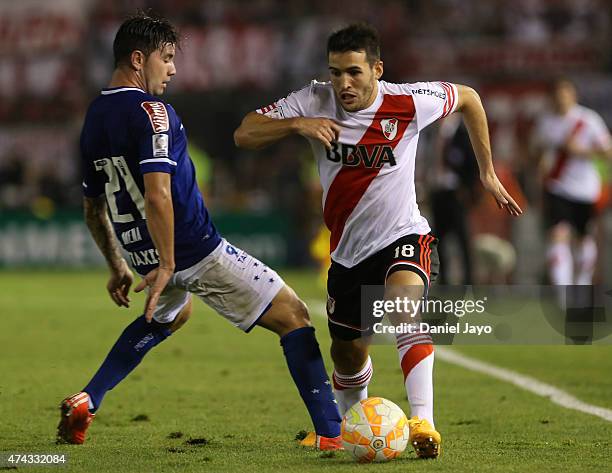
[101,87,145,95]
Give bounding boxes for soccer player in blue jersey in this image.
[57,14,342,450]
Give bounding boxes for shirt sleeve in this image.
[587,112,612,151]
[135,100,176,175]
[80,130,105,198]
[410,81,458,132]
[255,83,312,119]
[81,159,105,198]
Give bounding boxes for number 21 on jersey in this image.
[94,156,145,223]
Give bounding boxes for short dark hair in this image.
[113,13,179,67]
[327,23,380,65]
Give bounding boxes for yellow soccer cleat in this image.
[408,417,441,459]
[297,431,343,450]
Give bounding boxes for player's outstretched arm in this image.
[84,196,133,308]
[455,84,523,216]
[234,111,340,150]
[134,172,175,322]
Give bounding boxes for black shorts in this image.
[544,192,595,236]
[326,234,439,341]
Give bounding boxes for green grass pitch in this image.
[0,269,610,472]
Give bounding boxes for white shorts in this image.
[152,239,285,332]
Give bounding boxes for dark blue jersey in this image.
[81,86,221,275]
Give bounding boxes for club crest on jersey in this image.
[381,118,398,141]
[141,101,169,133]
[326,296,336,315]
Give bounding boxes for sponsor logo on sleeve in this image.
[152,133,169,157]
[381,118,398,141]
[412,88,446,100]
[141,101,170,133]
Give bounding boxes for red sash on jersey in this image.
[323,95,416,253]
[546,119,584,185]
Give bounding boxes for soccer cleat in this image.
[57,392,95,445]
[298,431,343,450]
[408,417,441,459]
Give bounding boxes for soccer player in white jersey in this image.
[533,78,612,286]
[234,23,522,458]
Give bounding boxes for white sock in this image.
[575,236,597,285]
[396,331,435,427]
[547,241,573,285]
[332,356,373,415]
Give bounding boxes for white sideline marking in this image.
[306,299,612,423]
[434,347,612,422]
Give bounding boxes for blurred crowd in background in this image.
[1,0,611,282]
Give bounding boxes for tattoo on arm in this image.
[83,196,124,271]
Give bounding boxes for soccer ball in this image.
[341,397,410,463]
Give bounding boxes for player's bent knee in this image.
[257,285,312,336]
[276,284,312,326]
[169,299,193,333]
[277,295,312,334]
[291,296,311,326]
